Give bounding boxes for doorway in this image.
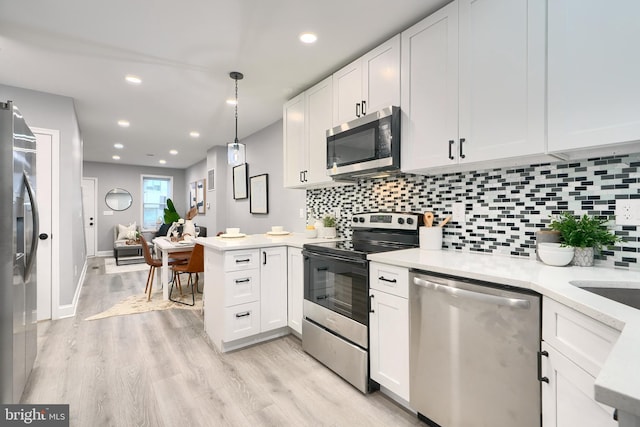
[32,127,60,321]
[82,178,97,257]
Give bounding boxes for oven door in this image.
[302,250,369,326]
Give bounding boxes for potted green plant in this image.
[323,215,337,238]
[549,212,620,266]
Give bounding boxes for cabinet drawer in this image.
[224,269,260,307]
[369,262,409,298]
[542,297,620,377]
[224,249,259,272]
[224,301,261,342]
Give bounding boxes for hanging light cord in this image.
[234,77,239,146]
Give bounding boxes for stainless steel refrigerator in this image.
[0,101,39,403]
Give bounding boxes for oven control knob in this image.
[397,218,405,224]
[359,217,365,223]
[407,217,414,225]
[353,217,359,223]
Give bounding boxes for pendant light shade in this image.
[227,71,245,166]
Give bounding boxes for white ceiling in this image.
[0,0,447,169]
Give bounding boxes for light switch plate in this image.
[615,199,640,225]
[452,202,465,223]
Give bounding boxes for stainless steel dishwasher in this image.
[409,270,542,427]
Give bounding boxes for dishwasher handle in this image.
[413,277,531,309]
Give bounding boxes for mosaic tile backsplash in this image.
[307,154,640,270]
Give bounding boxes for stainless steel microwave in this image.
[326,106,400,180]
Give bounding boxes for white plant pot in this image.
[323,227,336,238]
[572,247,595,267]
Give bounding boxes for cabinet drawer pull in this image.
[235,278,250,284]
[235,311,251,318]
[378,276,397,283]
[235,258,251,263]
[538,350,549,383]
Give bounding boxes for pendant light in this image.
[227,71,246,165]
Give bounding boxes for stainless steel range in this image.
[301,212,422,393]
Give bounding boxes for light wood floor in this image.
[22,257,421,427]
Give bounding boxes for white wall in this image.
[0,84,84,306]
[222,119,306,235]
[83,162,187,252]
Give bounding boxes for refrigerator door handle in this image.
[413,277,531,309]
[23,171,39,282]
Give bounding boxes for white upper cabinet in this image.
[283,93,306,188]
[401,2,459,171]
[333,35,400,126]
[402,0,550,174]
[548,0,640,155]
[283,76,333,188]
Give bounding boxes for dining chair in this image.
[170,243,204,306]
[139,234,187,301]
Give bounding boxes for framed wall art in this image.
[189,181,197,209]
[196,178,206,214]
[249,173,268,214]
[233,163,248,199]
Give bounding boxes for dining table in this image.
[152,236,195,300]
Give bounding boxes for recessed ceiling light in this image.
[189,131,200,138]
[300,33,318,44]
[169,149,178,155]
[117,120,130,127]
[159,159,167,164]
[125,74,142,85]
[114,143,124,149]
[112,155,121,160]
[226,99,237,106]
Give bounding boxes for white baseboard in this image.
[96,250,112,257]
[56,258,88,319]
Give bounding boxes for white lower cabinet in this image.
[287,247,304,335]
[204,246,288,352]
[369,262,410,401]
[541,297,621,427]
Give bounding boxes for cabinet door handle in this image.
[235,258,251,263]
[235,278,250,284]
[538,350,549,383]
[448,140,455,160]
[235,311,251,318]
[378,276,397,283]
[613,409,618,421]
[303,170,308,182]
[263,251,267,265]
[459,138,466,159]
[355,102,361,117]
[369,294,375,313]
[361,100,367,116]
[299,171,303,183]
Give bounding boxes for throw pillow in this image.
[117,222,136,240]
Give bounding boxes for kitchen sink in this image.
[569,281,640,310]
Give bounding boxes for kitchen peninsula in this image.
[196,233,340,353]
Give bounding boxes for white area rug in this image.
[104,257,148,274]
[85,288,202,321]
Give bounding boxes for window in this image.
[141,175,173,230]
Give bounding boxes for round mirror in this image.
[105,188,133,211]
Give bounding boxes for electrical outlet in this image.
[615,199,640,225]
[334,207,341,218]
[299,208,305,219]
[452,202,466,223]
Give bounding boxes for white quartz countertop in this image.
[195,232,342,251]
[368,248,640,417]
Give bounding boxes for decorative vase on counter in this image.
[323,227,337,238]
[535,230,561,261]
[572,247,595,267]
